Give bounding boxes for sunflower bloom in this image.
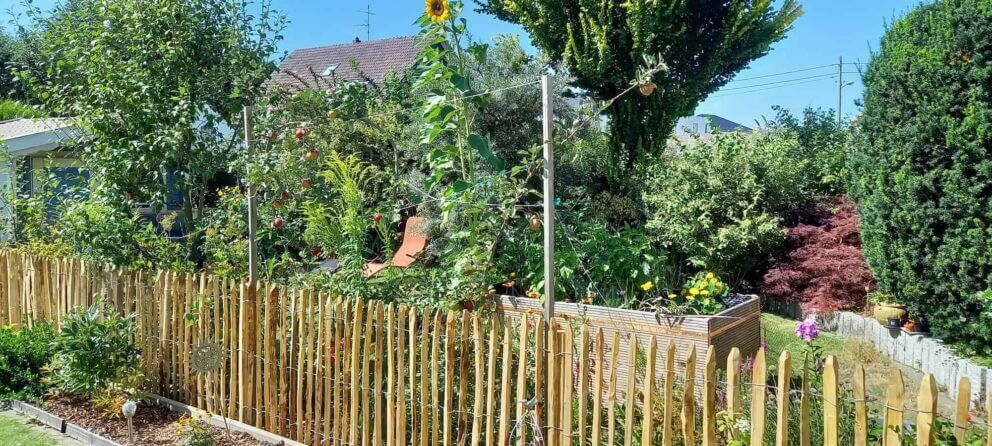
[426,0,451,23]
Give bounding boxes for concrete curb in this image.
[147,394,305,446]
[9,400,122,446]
[817,311,988,403]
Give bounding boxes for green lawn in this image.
[0,412,61,446]
[761,312,847,366]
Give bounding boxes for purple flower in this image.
[795,317,820,342]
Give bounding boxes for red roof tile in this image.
[270,35,420,89]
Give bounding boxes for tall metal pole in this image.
[243,105,259,281]
[837,56,843,124]
[541,75,555,323]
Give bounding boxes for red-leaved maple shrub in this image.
[762,197,875,313]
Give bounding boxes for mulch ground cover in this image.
[43,395,266,445]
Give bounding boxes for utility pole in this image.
[837,56,843,124]
[243,105,259,281]
[541,75,555,325]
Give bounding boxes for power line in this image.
[725,62,862,84]
[718,72,857,92]
[725,64,836,83]
[710,76,838,98]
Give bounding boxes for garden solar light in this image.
[122,400,137,444]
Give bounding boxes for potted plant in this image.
[903,318,917,333]
[870,292,907,324]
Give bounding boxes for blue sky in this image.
[5,0,924,125]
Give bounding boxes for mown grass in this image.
[0,412,59,446]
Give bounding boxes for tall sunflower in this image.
[426,0,451,23]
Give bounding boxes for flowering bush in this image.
[762,197,875,313]
[642,271,729,315]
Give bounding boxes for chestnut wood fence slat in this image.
[1,252,986,446]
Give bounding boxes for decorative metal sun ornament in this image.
[191,342,224,374]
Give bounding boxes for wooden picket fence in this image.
[1,251,991,445]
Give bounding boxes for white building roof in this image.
[0,118,83,156]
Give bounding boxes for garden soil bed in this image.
[42,396,264,446]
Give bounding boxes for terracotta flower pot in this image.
[872,302,907,324]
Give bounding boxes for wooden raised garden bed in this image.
[495,294,761,386]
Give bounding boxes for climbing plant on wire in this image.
[476,0,802,185]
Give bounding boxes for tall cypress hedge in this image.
[856,0,992,355]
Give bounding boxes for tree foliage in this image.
[763,197,875,313]
[642,131,817,281]
[477,0,801,177]
[855,0,992,355]
[24,0,284,241]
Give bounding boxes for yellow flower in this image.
[686,293,696,301]
[700,289,710,296]
[667,293,676,299]
[709,277,717,284]
[526,290,540,299]
[640,281,654,292]
[715,284,724,291]
[690,288,700,295]
[426,0,451,23]
[706,272,715,280]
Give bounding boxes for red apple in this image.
[279,191,290,200]
[272,200,283,209]
[295,128,308,139]
[373,213,382,222]
[301,178,313,189]
[304,149,320,161]
[528,216,542,230]
[272,217,285,228]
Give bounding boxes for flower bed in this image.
[40,396,263,446]
[495,293,761,386]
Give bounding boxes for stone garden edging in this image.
[816,311,988,403]
[9,397,305,446]
[9,400,123,446]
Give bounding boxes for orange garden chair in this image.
[363,216,428,277]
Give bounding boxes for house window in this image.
[30,156,90,216]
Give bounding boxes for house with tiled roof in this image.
[269,36,421,90]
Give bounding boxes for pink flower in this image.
[795,317,820,342]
